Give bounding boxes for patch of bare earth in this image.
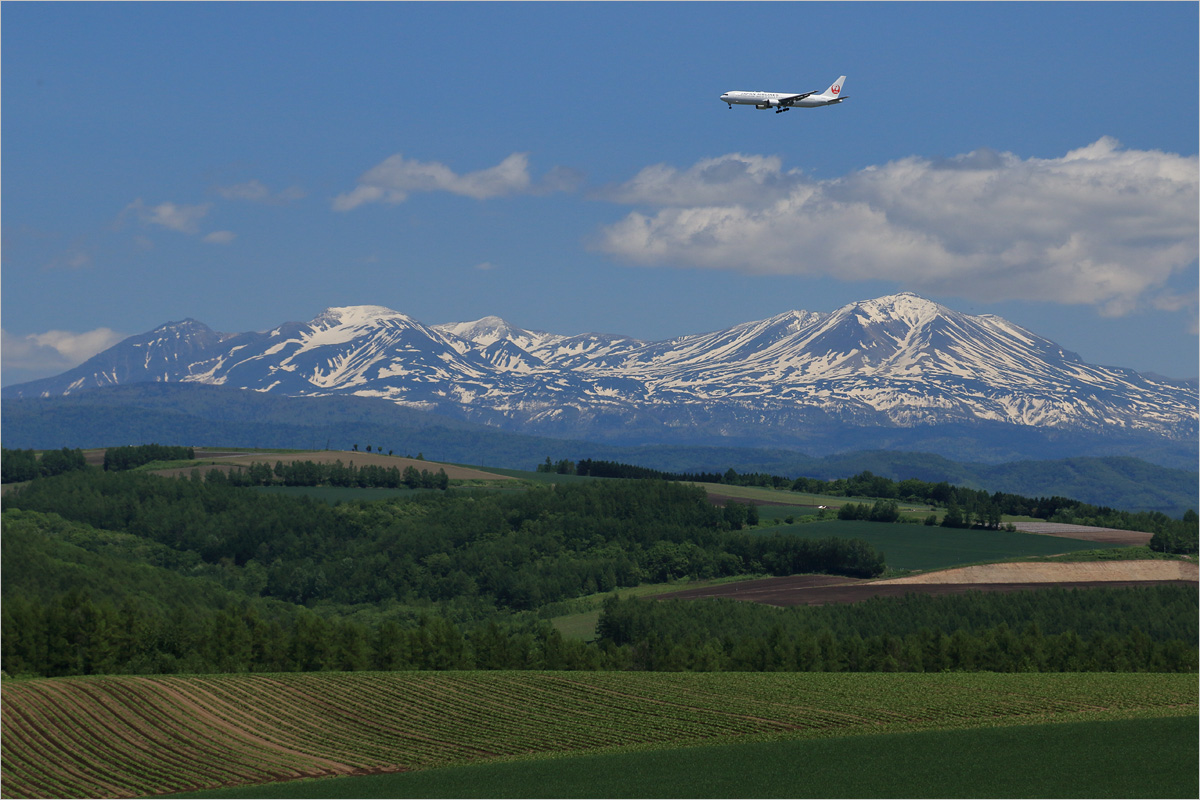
[651,561,1197,607]
[1010,521,1154,547]
[872,559,1198,584]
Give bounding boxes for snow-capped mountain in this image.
[7,294,1196,445]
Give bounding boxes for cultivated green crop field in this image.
[764,519,1107,571]
[3,672,1193,799]
[177,715,1199,799]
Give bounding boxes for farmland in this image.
[2,446,1197,797]
[178,716,1200,799]
[148,449,513,483]
[758,519,1107,571]
[650,560,1198,607]
[2,672,1195,799]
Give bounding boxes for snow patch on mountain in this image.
[5,294,1196,444]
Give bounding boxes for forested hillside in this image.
[3,464,1196,678]
[3,470,882,607]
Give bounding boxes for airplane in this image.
[720,76,847,114]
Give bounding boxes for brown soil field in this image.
[651,560,1198,607]
[653,575,862,605]
[872,559,1198,584]
[706,492,820,508]
[149,450,512,482]
[1009,521,1154,547]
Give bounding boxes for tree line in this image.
[0,592,606,676]
[593,589,1198,673]
[103,443,195,471]
[5,580,1194,678]
[1,447,87,483]
[208,460,450,490]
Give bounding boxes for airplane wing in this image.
[777,91,819,105]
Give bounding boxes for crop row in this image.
[178,672,777,765]
[3,672,1195,799]
[1,679,318,798]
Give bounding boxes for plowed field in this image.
[3,672,1194,799]
[1009,521,1154,547]
[652,560,1198,606]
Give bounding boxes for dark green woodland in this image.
[2,453,1196,678]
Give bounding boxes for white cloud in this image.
[121,198,238,243]
[333,152,574,211]
[124,199,212,234]
[596,138,1199,315]
[594,153,803,206]
[333,185,390,212]
[2,327,126,371]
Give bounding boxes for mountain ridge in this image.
[2,383,1195,515]
[5,293,1196,451]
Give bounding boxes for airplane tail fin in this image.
[823,76,847,99]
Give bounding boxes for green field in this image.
[762,519,1106,571]
[754,503,823,521]
[177,715,1199,799]
[548,577,745,640]
[452,465,602,484]
[689,481,879,509]
[4,672,1193,799]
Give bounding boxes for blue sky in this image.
[3,2,1197,387]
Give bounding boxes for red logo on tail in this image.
[831,85,840,95]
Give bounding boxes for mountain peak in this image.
[451,315,518,335]
[4,296,1195,447]
[150,318,214,334]
[850,292,943,315]
[311,305,410,328]
[435,315,542,348]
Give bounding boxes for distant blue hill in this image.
[2,383,1194,517]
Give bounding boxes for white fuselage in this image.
[719,91,841,109]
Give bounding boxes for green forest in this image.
[1,446,88,482]
[2,450,1196,678]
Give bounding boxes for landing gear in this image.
[775,107,790,114]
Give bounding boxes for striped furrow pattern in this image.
[3,672,1196,799]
